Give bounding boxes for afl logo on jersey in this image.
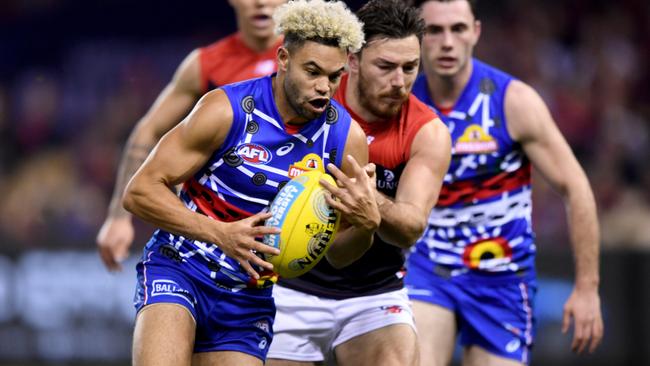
[236,143,272,164]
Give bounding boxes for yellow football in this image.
[263,170,340,278]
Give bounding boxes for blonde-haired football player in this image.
[125,1,378,366]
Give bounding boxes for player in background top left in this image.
[97,0,287,271]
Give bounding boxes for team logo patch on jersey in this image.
[236,143,272,164]
[462,237,512,270]
[455,124,498,154]
[288,154,324,178]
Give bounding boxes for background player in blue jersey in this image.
[96,0,286,272]
[407,1,604,365]
[122,1,379,365]
[267,1,451,366]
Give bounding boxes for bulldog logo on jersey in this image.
[288,153,324,178]
[455,124,498,154]
[462,237,512,270]
[236,143,272,164]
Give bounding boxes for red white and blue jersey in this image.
[147,75,352,292]
[408,59,536,283]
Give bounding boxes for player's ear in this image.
[277,46,290,71]
[473,20,482,45]
[347,51,360,74]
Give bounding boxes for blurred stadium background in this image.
[0,0,648,365]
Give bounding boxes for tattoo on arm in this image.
[107,143,155,218]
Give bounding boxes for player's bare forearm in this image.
[123,177,219,244]
[375,121,450,249]
[375,192,428,249]
[106,139,154,219]
[326,224,375,269]
[566,173,601,288]
[562,175,603,354]
[123,174,280,277]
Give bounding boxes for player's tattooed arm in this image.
[106,143,153,218]
[97,50,203,271]
[104,50,203,220]
[97,141,152,271]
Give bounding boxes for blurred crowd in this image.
[0,0,649,255]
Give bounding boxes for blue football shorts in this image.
[133,242,275,361]
[406,262,537,364]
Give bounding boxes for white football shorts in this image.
[267,285,415,362]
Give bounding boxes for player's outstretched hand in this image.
[96,216,134,272]
[562,286,604,354]
[321,155,381,232]
[215,211,281,279]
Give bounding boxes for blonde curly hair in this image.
[273,0,365,53]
